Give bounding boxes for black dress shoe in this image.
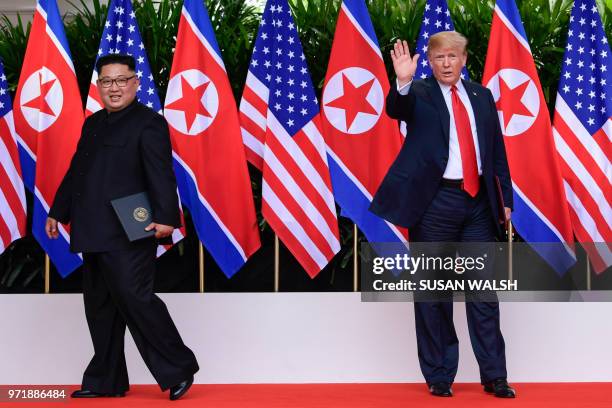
[484,378,516,398]
[429,382,453,397]
[71,389,125,398]
[169,376,194,401]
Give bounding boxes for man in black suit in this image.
[46,54,198,401]
[370,32,515,398]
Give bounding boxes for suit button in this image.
[79,172,85,176]
[75,192,81,197]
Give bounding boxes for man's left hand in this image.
[145,222,174,239]
[504,207,512,223]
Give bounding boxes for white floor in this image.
[1,293,611,384]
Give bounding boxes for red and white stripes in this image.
[553,97,611,272]
[240,68,340,277]
[0,111,27,253]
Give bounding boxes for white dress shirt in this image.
[397,78,482,179]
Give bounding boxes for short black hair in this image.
[96,54,136,73]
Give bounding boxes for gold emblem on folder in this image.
[133,207,149,222]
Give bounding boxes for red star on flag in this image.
[23,73,56,116]
[495,77,533,129]
[166,75,212,132]
[325,74,377,130]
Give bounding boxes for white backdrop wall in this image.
[1,293,611,384]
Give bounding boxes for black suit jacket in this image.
[49,100,181,253]
[370,77,513,236]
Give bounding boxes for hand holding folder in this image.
[110,192,156,242]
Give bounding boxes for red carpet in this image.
[2,383,610,407]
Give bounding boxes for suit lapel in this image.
[425,77,450,148]
[463,79,487,165]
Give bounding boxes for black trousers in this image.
[81,239,198,393]
[410,186,507,385]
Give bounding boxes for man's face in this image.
[97,63,139,112]
[428,45,467,87]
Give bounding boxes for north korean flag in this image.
[483,0,576,273]
[13,0,84,276]
[164,0,260,277]
[320,0,407,244]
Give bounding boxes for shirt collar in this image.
[436,79,466,96]
[105,98,139,124]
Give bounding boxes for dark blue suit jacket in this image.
[370,77,513,237]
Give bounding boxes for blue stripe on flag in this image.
[17,143,35,193]
[183,0,223,61]
[342,0,380,49]
[32,197,82,277]
[39,0,73,61]
[173,159,246,278]
[414,0,470,80]
[512,190,576,275]
[495,0,529,44]
[328,156,402,243]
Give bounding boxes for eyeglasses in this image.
[98,75,136,88]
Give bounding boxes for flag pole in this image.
[586,256,591,291]
[199,242,205,293]
[508,221,513,282]
[274,235,280,292]
[44,254,50,294]
[353,224,358,292]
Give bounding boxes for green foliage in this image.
[363,0,427,79]
[449,0,495,82]
[0,14,30,92]
[206,0,261,100]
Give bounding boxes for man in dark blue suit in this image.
[370,32,515,398]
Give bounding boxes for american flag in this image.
[0,58,27,254]
[414,0,468,80]
[400,0,468,135]
[88,0,185,255]
[239,0,340,277]
[552,0,611,273]
[86,0,161,114]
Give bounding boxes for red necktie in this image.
[450,85,479,197]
